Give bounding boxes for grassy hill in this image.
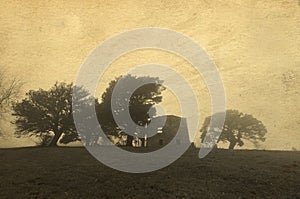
[0,147,299,198]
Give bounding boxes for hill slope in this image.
[0,147,299,198]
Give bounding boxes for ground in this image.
[0,147,299,199]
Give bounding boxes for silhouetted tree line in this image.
[12,75,166,147]
[9,74,267,149]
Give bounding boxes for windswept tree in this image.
[97,74,165,146]
[12,82,95,146]
[200,109,267,150]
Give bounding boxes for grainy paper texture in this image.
[0,0,299,150]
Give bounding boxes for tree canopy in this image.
[97,74,165,146]
[12,82,95,146]
[200,109,267,149]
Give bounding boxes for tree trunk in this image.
[126,135,133,146]
[48,131,62,147]
[141,138,145,147]
[228,141,236,150]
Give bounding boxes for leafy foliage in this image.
[200,110,267,149]
[12,82,95,146]
[97,75,165,146]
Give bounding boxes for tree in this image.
[0,70,22,135]
[36,133,53,147]
[12,82,95,146]
[97,75,165,146]
[200,109,267,150]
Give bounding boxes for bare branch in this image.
[0,69,23,135]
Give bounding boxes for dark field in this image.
[0,147,299,199]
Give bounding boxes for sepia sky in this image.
[0,0,299,150]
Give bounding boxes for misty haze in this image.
[0,0,299,198]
